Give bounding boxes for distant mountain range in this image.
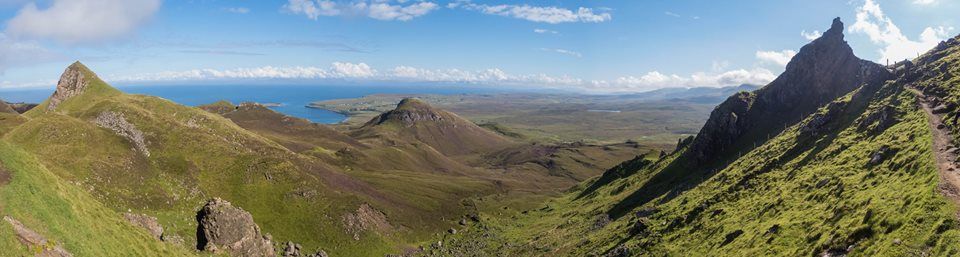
[618,84,761,103]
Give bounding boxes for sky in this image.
[0,0,957,93]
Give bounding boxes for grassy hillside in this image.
[4,64,469,256]
[0,140,195,256]
[424,72,960,256]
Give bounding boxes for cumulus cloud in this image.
[801,30,822,41]
[5,0,161,44]
[331,62,375,77]
[755,50,797,67]
[111,62,582,87]
[587,68,776,92]
[0,33,62,73]
[109,62,775,93]
[540,48,582,58]
[454,1,611,23]
[284,0,438,21]
[850,0,953,62]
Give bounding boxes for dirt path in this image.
[910,88,960,209]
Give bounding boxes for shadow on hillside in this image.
[575,157,652,200]
[605,159,707,220]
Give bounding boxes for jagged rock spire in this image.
[46,61,99,111]
[683,17,890,166]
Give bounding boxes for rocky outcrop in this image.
[3,216,73,257]
[281,241,329,257]
[123,213,163,240]
[342,203,392,240]
[196,198,275,256]
[94,111,150,157]
[47,62,94,111]
[800,101,848,137]
[684,18,891,166]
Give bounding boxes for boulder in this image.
[196,198,275,256]
[281,241,329,257]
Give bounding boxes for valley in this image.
[1,3,960,257]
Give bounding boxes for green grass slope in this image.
[0,140,194,256]
[426,77,960,256]
[3,63,480,256]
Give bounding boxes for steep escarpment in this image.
[357,98,515,156]
[422,18,960,256]
[685,18,891,167]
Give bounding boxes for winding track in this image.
[910,88,960,212]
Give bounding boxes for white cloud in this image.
[108,62,775,93]
[331,62,375,77]
[913,0,937,5]
[755,50,797,67]
[850,0,953,62]
[284,0,438,21]
[0,33,61,73]
[456,2,611,23]
[539,48,582,58]
[664,11,681,18]
[588,68,776,92]
[534,28,559,34]
[223,7,251,14]
[5,0,161,44]
[801,30,822,41]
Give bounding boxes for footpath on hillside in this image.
[910,88,960,213]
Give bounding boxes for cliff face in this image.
[47,62,93,111]
[684,18,892,165]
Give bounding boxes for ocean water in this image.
[0,85,515,124]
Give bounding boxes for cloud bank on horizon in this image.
[0,0,956,93]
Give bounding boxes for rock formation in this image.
[123,213,164,240]
[47,62,95,111]
[94,111,150,157]
[281,241,330,257]
[196,198,275,257]
[3,216,73,257]
[341,203,392,240]
[684,17,891,166]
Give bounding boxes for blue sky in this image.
[0,0,957,93]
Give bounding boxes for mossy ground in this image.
[0,140,195,256]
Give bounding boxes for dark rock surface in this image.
[684,18,891,166]
[196,198,275,256]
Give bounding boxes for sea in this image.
[0,85,525,124]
